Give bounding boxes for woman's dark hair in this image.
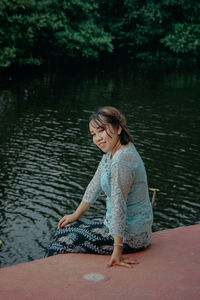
[88,106,133,145]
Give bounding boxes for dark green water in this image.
[0,65,199,268]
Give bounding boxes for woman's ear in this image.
[117,125,122,135]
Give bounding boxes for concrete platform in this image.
[0,224,200,300]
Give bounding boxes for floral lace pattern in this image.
[83,143,153,248]
[45,144,153,256]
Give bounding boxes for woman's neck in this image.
[111,141,131,159]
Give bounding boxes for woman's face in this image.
[89,120,121,154]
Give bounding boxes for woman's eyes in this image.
[91,129,104,137]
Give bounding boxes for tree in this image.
[0,0,200,67]
[0,0,113,67]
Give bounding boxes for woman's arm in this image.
[58,157,103,229]
[107,235,123,266]
[108,160,138,268]
[82,158,103,204]
[107,235,138,268]
[109,161,133,238]
[57,200,91,229]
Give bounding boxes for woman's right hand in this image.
[57,213,78,230]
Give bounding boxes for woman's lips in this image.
[98,142,106,148]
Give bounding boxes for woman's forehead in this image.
[89,117,107,129]
[89,122,102,132]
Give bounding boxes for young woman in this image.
[45,106,153,268]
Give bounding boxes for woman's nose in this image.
[95,132,103,140]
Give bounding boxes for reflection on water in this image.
[0,65,199,268]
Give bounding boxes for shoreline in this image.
[0,224,200,299]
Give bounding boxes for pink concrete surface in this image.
[0,224,200,300]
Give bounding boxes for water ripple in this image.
[0,69,200,267]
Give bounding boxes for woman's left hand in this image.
[107,250,139,268]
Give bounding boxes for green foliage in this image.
[98,0,200,62]
[161,23,200,54]
[0,0,113,67]
[0,0,200,67]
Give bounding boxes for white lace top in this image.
[83,143,153,249]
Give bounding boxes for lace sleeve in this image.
[110,161,134,238]
[82,159,103,204]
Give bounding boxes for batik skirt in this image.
[45,217,146,257]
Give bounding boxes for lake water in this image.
[0,64,199,268]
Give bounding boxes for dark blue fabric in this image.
[45,217,146,257]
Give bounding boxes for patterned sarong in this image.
[45,217,146,257]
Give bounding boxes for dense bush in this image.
[0,0,113,67]
[0,0,199,67]
[99,0,200,62]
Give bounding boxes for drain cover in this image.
[83,273,104,282]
